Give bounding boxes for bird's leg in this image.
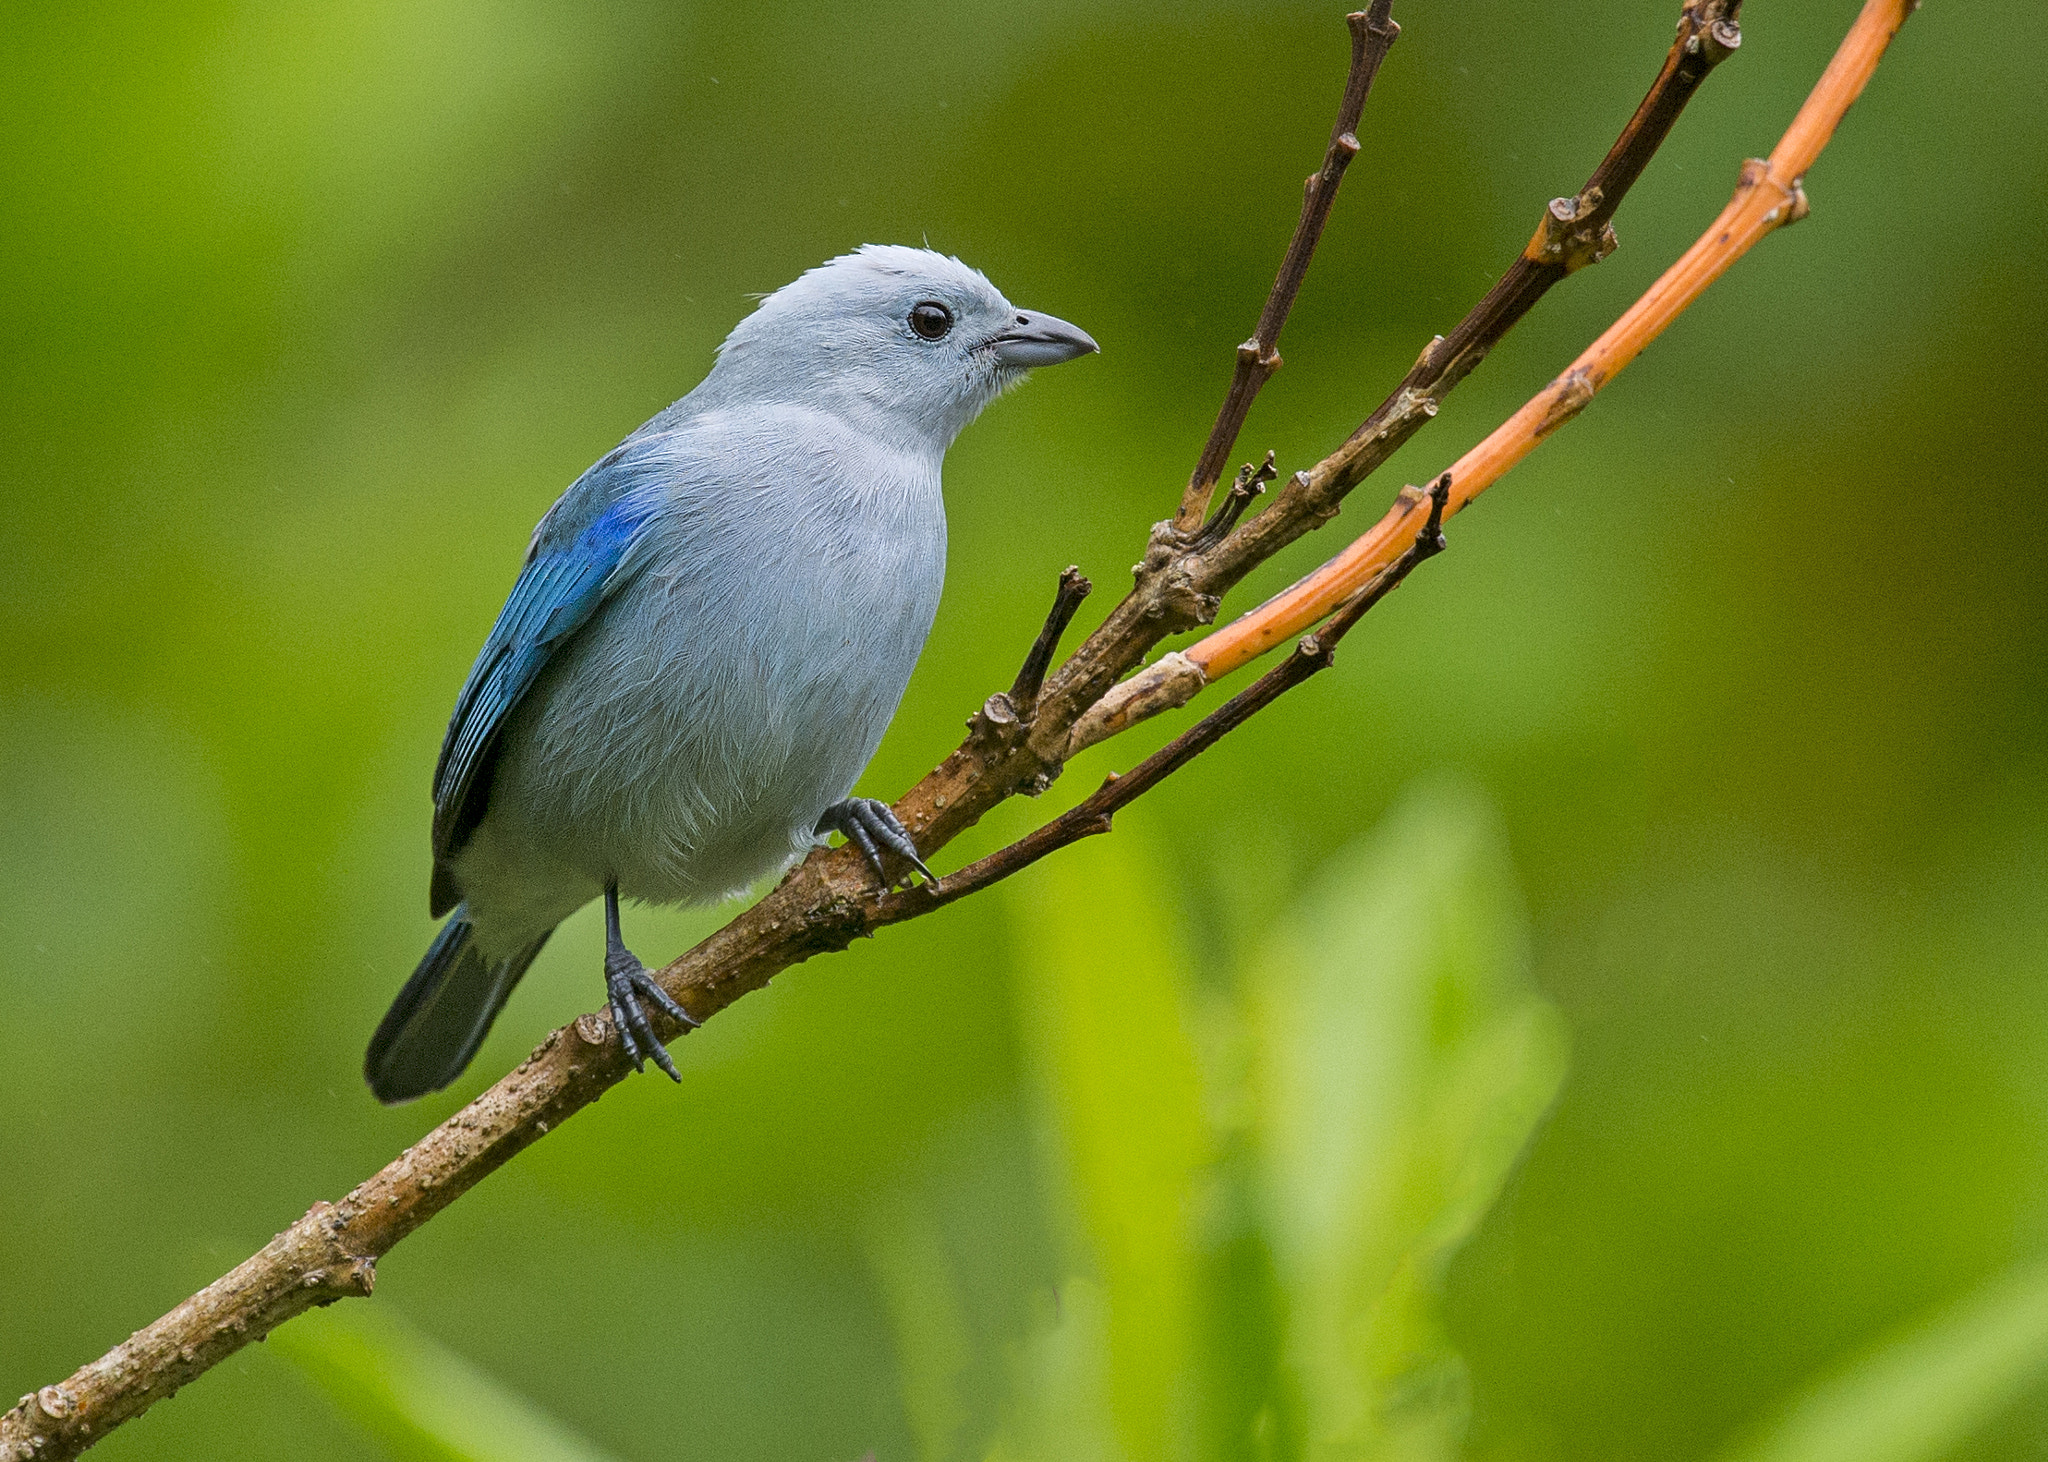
[603,884,694,1082]
[817,798,937,887]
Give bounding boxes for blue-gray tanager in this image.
[364,246,1097,1103]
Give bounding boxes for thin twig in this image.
[1194,0,1746,595]
[0,5,1911,1455]
[1074,0,1905,749]
[1172,0,1905,688]
[1193,451,1279,552]
[1008,567,1094,715]
[1054,0,1746,759]
[1175,0,1402,534]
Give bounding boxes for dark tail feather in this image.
[364,911,551,1105]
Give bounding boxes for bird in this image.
[362,245,1098,1104]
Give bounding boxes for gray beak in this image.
[990,310,1099,367]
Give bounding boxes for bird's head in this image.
[708,245,1098,452]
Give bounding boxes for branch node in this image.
[1705,18,1742,62]
[1066,651,1208,753]
[309,1257,376,1299]
[1193,451,1278,551]
[1131,550,1221,628]
[1778,178,1811,227]
[979,693,1020,729]
[1733,158,1807,231]
[1524,188,1620,273]
[1418,469,1451,553]
[1537,367,1601,436]
[1350,2,1400,47]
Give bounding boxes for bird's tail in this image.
[364,909,551,1105]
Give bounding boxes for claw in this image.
[817,797,937,887]
[636,969,696,1031]
[602,883,693,1084]
[840,807,883,877]
[607,956,687,1083]
[610,992,645,1070]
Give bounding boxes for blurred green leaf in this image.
[1012,831,1210,1461]
[269,1303,624,1462]
[1719,1254,2048,1462]
[865,1195,975,1462]
[1252,782,1567,1461]
[983,1279,1124,1462]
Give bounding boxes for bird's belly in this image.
[479,546,937,909]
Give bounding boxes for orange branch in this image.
[1181,0,1912,686]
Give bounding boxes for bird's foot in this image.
[605,947,695,1082]
[817,797,936,888]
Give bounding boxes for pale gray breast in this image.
[490,406,947,903]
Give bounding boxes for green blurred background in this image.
[7,0,2048,1457]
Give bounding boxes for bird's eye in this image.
[908,301,954,341]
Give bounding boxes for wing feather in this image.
[427,446,667,910]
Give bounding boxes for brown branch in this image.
[2,2,1909,1454]
[1176,0,1402,535]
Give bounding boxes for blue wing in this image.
[428,443,666,913]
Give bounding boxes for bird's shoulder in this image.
[535,404,890,530]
